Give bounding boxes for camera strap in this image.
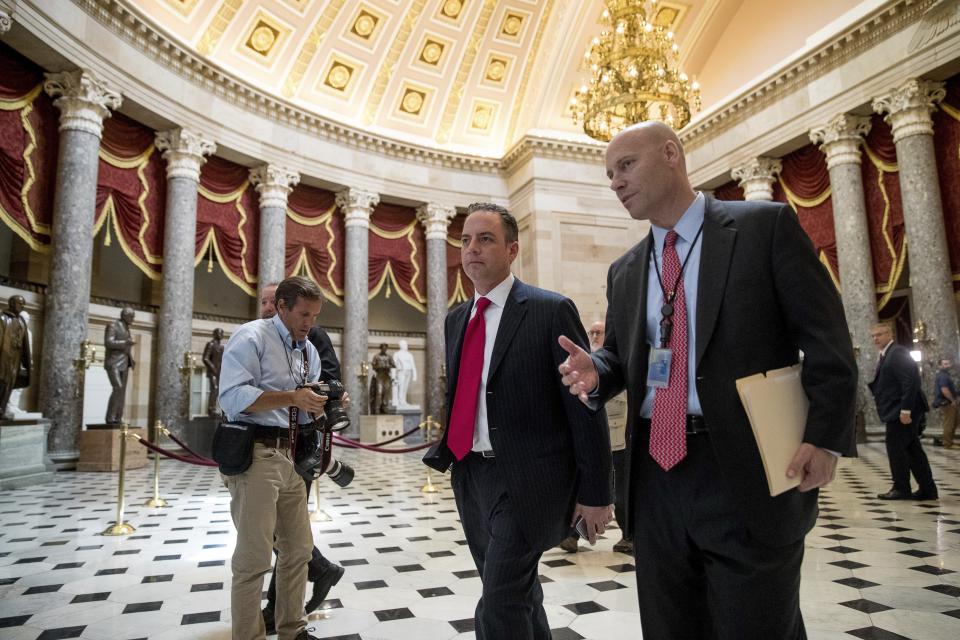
[287,349,309,461]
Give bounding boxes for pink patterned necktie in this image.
[447,297,492,460]
[650,230,688,471]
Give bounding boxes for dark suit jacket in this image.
[868,342,928,422]
[308,327,341,382]
[591,198,857,547]
[433,279,612,551]
[103,320,134,371]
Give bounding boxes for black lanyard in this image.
[651,225,703,349]
[274,322,309,458]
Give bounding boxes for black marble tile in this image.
[834,577,880,589]
[910,564,954,575]
[846,627,912,640]
[142,574,174,583]
[417,586,454,598]
[606,563,636,573]
[563,601,608,615]
[374,607,414,622]
[0,615,31,627]
[71,592,110,604]
[24,584,62,595]
[829,560,868,570]
[123,601,163,614]
[341,559,369,567]
[839,599,894,614]
[394,564,424,572]
[544,559,574,568]
[449,618,475,633]
[95,568,127,576]
[898,549,936,558]
[181,611,220,624]
[427,550,454,558]
[36,627,85,640]
[454,569,480,579]
[588,580,628,591]
[925,584,960,597]
[191,582,223,592]
[550,629,585,640]
[354,580,387,590]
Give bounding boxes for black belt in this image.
[252,425,291,448]
[468,450,495,459]
[640,415,708,435]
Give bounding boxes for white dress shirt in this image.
[468,273,515,452]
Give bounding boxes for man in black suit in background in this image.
[868,323,937,500]
[558,122,857,639]
[427,202,612,639]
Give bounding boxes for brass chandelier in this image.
[573,0,701,141]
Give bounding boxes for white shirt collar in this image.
[270,313,304,349]
[473,273,515,309]
[879,339,894,357]
[651,191,706,249]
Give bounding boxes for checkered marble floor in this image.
[1,441,959,640]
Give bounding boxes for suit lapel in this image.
[695,199,736,366]
[486,279,528,383]
[624,238,651,387]
[446,302,472,395]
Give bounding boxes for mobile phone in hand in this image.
[574,515,589,539]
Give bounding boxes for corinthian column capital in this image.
[335,188,380,228]
[730,157,782,201]
[872,78,945,143]
[416,203,457,240]
[0,10,12,34]
[155,128,216,182]
[810,114,872,169]
[250,164,300,210]
[43,70,122,138]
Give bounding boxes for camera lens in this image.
[325,459,354,488]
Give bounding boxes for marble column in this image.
[250,164,299,298]
[416,203,457,423]
[731,157,782,201]
[873,79,960,385]
[335,188,380,435]
[154,129,216,436]
[40,70,121,469]
[810,114,879,433]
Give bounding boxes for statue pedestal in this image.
[78,424,148,472]
[359,414,404,444]
[0,419,56,489]
[386,407,423,440]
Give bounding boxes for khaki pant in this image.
[942,403,959,448]
[223,443,313,640]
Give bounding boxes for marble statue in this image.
[103,307,135,424]
[391,340,418,409]
[0,295,30,419]
[369,343,395,414]
[202,328,224,416]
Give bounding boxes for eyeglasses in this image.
[588,330,603,337]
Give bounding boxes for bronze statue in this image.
[202,328,225,416]
[104,307,135,424]
[369,343,395,414]
[0,295,30,418]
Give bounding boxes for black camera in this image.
[307,379,350,432]
[294,427,355,487]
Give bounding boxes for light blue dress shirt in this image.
[219,314,321,427]
[639,192,705,419]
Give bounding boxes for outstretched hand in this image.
[558,336,599,405]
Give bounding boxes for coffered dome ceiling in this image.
[126,0,865,156]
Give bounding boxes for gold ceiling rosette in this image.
[573,0,701,141]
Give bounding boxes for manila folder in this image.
[735,364,808,497]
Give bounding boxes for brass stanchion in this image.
[100,422,136,536]
[420,415,441,494]
[142,420,170,508]
[310,482,332,522]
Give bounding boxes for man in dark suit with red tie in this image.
[425,202,613,639]
[558,122,857,639]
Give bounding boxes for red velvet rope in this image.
[162,430,217,464]
[332,434,438,453]
[134,436,219,467]
[335,423,426,447]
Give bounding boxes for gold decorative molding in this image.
[362,0,427,125]
[282,0,345,98]
[419,37,446,66]
[506,0,556,144]
[165,0,198,17]
[469,100,497,133]
[499,10,526,40]
[196,0,242,55]
[322,58,356,93]
[398,84,430,118]
[653,1,688,30]
[435,0,497,144]
[482,53,509,86]
[438,0,467,22]
[346,4,388,47]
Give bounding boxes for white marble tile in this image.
[869,608,960,640]
[568,610,644,639]
[362,616,459,640]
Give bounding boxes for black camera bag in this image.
[211,422,256,475]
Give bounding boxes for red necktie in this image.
[447,297,492,460]
[650,231,688,470]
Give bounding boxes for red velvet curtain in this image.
[446,213,473,305]
[861,114,906,310]
[285,184,343,303]
[0,42,58,250]
[367,202,427,310]
[712,180,744,201]
[197,156,259,294]
[933,76,960,292]
[772,144,839,286]
[95,113,166,278]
